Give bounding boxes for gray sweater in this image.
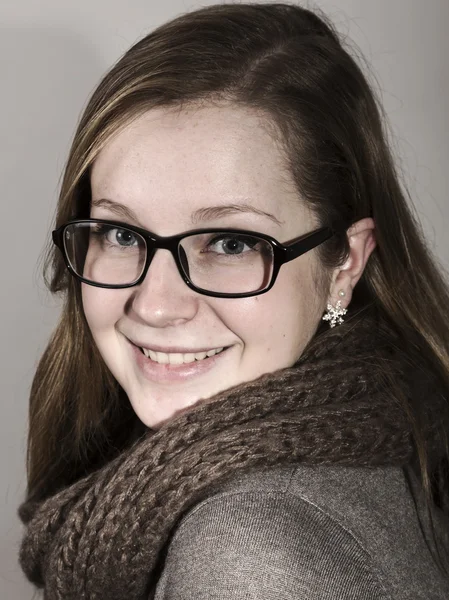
[154,463,449,599]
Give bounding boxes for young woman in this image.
[17,3,449,599]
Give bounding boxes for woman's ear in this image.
[327,217,376,308]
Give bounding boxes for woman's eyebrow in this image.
[91,198,142,224]
[91,198,283,227]
[191,204,283,226]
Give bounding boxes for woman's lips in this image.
[128,339,231,383]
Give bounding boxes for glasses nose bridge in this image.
[143,231,179,253]
[141,233,184,283]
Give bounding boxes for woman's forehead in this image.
[91,105,288,185]
[90,105,308,234]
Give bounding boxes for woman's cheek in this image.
[82,285,125,329]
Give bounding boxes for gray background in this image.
[1,0,448,597]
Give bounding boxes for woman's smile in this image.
[128,337,233,383]
[141,346,225,364]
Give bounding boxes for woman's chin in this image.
[129,381,228,429]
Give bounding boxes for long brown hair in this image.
[24,1,449,574]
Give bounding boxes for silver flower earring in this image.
[322,290,347,328]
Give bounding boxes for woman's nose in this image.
[127,248,200,328]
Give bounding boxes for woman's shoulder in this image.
[180,462,421,534]
[154,464,449,599]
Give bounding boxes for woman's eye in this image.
[207,236,258,255]
[94,226,138,247]
[109,229,138,247]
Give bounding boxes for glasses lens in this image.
[179,232,274,294]
[63,222,146,285]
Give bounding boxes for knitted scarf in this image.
[17,309,445,600]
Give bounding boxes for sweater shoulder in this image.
[154,475,389,599]
[153,464,449,600]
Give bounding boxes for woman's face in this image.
[83,104,328,428]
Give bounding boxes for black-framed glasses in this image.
[52,218,340,298]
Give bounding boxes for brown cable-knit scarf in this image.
[17,310,445,599]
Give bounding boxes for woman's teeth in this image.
[141,347,225,365]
